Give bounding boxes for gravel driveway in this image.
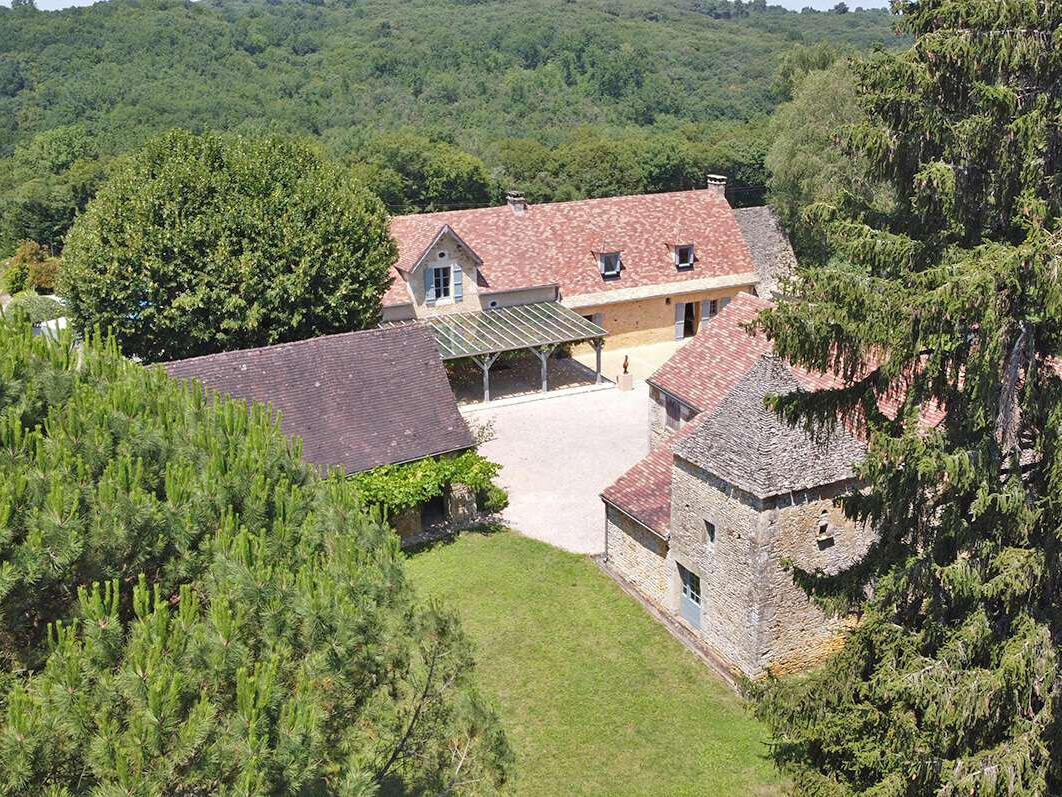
[470,383,649,554]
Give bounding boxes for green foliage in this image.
[2,290,63,323]
[0,0,902,225]
[350,451,507,518]
[0,240,55,295]
[765,59,891,260]
[60,129,397,363]
[0,126,107,254]
[752,1,1062,793]
[0,318,511,792]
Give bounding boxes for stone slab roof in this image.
[732,206,798,298]
[164,325,474,474]
[384,189,759,307]
[674,354,866,499]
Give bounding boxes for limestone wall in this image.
[647,385,697,450]
[573,287,746,348]
[670,457,871,678]
[670,458,765,675]
[605,504,669,608]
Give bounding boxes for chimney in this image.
[506,190,528,215]
[706,174,727,197]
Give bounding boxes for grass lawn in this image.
[405,530,784,796]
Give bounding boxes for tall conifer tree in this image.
[753,1,1062,793]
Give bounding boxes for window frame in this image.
[675,244,695,269]
[432,265,452,300]
[599,251,622,277]
[680,566,701,605]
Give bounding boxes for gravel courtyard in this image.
[470,383,650,554]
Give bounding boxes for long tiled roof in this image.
[648,292,774,414]
[383,189,759,307]
[163,325,474,474]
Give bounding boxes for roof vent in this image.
[506,190,528,215]
[706,174,727,196]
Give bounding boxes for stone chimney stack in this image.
[506,190,528,215]
[706,174,727,197]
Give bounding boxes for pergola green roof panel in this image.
[386,301,607,360]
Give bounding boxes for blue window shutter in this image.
[452,264,463,302]
[720,296,731,310]
[674,302,685,340]
[424,267,435,303]
[700,299,713,322]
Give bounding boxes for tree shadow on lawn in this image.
[403,521,508,557]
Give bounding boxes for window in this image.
[599,252,621,277]
[432,266,451,299]
[665,395,682,430]
[675,244,694,268]
[704,520,716,546]
[702,299,718,320]
[816,510,835,549]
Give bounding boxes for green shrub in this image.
[26,256,59,293]
[479,483,510,513]
[3,290,65,323]
[0,241,49,294]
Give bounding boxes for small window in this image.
[599,252,621,277]
[816,510,835,549]
[432,266,451,299]
[438,251,446,259]
[704,520,716,545]
[680,566,700,605]
[675,244,694,268]
[665,395,682,431]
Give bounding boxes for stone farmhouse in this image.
[164,324,479,538]
[601,293,876,678]
[382,178,764,347]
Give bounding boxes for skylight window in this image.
[599,252,621,277]
[675,244,695,268]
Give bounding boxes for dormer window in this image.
[599,252,621,278]
[675,244,695,269]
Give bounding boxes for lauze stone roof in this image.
[603,292,867,535]
[732,206,798,299]
[164,325,475,474]
[674,354,866,499]
[384,189,759,307]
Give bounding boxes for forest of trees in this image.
[0,0,903,255]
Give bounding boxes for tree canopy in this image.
[0,319,511,793]
[60,129,397,362]
[0,0,905,255]
[753,0,1062,793]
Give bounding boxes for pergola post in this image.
[593,338,603,384]
[533,344,558,393]
[473,352,501,402]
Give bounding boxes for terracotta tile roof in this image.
[601,416,708,538]
[647,291,774,415]
[383,189,759,307]
[163,325,474,474]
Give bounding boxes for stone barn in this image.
[602,295,876,678]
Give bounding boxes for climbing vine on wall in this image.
[350,450,508,517]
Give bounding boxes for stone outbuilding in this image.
[602,293,876,679]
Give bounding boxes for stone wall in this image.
[647,385,697,450]
[573,287,744,348]
[604,504,670,608]
[409,234,483,317]
[669,456,871,678]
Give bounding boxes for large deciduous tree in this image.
[0,319,511,793]
[60,130,397,363]
[753,1,1062,794]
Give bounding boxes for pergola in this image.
[383,301,607,402]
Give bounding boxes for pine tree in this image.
[0,318,511,793]
[752,1,1062,793]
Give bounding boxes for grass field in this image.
[405,530,784,796]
